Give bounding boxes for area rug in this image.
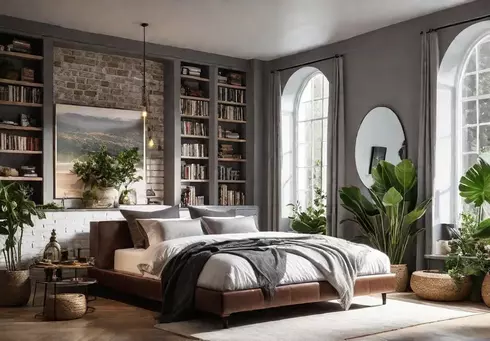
[155,296,479,341]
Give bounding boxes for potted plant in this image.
[0,182,45,306]
[288,187,327,235]
[339,159,431,291]
[117,148,143,205]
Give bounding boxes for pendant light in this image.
[141,22,149,118]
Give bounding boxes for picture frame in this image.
[369,146,387,174]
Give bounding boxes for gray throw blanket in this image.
[159,236,368,323]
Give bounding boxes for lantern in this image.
[43,229,61,263]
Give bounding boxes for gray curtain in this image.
[266,72,282,231]
[327,56,346,238]
[416,32,439,269]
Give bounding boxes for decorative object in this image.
[339,159,431,291]
[21,67,34,82]
[482,274,490,307]
[20,113,30,127]
[288,187,327,235]
[43,229,61,263]
[227,72,244,86]
[410,270,472,301]
[355,107,405,187]
[391,264,409,292]
[44,293,87,321]
[118,148,143,205]
[0,166,19,177]
[435,240,452,255]
[55,104,143,199]
[0,182,45,306]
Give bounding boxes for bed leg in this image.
[222,315,230,329]
[382,293,387,305]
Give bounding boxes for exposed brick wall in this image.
[53,47,164,198]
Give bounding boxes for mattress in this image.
[114,248,159,280]
[138,232,391,292]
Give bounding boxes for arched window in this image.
[281,69,329,219]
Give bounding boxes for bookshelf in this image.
[0,32,44,203]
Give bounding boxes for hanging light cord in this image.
[141,23,148,109]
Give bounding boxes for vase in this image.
[482,274,490,307]
[390,264,409,292]
[0,269,31,306]
[93,187,118,208]
[119,189,136,205]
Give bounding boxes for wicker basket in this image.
[0,270,31,306]
[45,293,87,321]
[390,264,408,292]
[482,274,490,307]
[411,270,472,301]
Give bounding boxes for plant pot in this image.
[410,270,472,301]
[93,187,118,208]
[482,274,490,307]
[0,269,31,306]
[390,264,409,292]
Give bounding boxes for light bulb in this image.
[141,109,147,118]
[148,138,155,148]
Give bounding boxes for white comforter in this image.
[137,232,391,291]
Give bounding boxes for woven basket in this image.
[0,270,31,306]
[411,270,472,301]
[482,274,490,307]
[45,293,86,321]
[390,264,408,292]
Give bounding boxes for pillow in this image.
[136,218,203,247]
[120,205,180,248]
[201,215,259,234]
[187,206,236,219]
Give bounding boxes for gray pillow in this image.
[188,206,236,219]
[136,218,203,247]
[120,206,180,248]
[201,216,258,234]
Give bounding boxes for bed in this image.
[89,220,396,327]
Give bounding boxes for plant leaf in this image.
[403,198,432,228]
[394,159,416,191]
[459,158,490,207]
[473,218,490,239]
[382,187,403,207]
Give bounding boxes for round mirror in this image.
[355,107,406,187]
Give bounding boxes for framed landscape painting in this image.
[55,104,144,199]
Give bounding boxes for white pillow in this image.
[200,215,258,234]
[136,218,202,247]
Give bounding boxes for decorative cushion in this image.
[136,218,202,247]
[187,206,236,219]
[120,206,180,248]
[201,215,258,234]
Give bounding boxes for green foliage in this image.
[339,159,431,264]
[459,158,490,208]
[72,146,142,190]
[288,187,327,235]
[37,202,64,210]
[0,182,45,271]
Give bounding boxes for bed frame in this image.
[89,220,397,328]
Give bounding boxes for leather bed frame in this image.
[89,220,397,327]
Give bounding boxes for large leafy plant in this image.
[339,160,431,264]
[0,182,45,271]
[288,187,327,235]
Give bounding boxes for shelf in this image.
[181,75,209,82]
[218,137,246,143]
[218,180,246,184]
[218,118,247,124]
[218,100,246,107]
[0,50,43,61]
[0,150,42,154]
[218,83,246,90]
[181,135,210,139]
[181,95,210,101]
[181,115,210,120]
[0,176,42,182]
[0,124,42,131]
[218,158,246,163]
[0,100,42,107]
[181,156,209,160]
[181,179,209,183]
[0,78,43,88]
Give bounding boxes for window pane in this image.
[298,101,312,121]
[462,100,477,125]
[323,97,329,118]
[322,119,328,143]
[281,152,292,186]
[313,75,323,99]
[323,79,329,98]
[312,121,324,165]
[281,114,293,152]
[462,153,478,172]
[479,41,490,70]
[312,166,322,190]
[313,100,323,119]
[463,74,477,98]
[297,144,311,167]
[466,49,477,73]
[463,126,477,152]
[297,190,309,210]
[479,71,490,96]
[298,121,311,144]
[480,125,490,153]
[297,168,312,192]
[479,99,490,124]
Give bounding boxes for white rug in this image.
[155,296,479,341]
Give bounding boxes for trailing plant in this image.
[0,182,45,271]
[37,202,64,210]
[288,187,327,235]
[339,159,431,264]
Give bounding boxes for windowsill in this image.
[424,254,448,260]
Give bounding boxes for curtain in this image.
[417,32,439,270]
[266,72,282,231]
[327,56,346,238]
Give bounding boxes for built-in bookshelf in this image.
[0,32,44,203]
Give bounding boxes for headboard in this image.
[90,220,133,269]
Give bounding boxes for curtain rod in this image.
[271,54,343,73]
[424,12,490,34]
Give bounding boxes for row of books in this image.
[218,127,240,139]
[219,185,245,206]
[218,104,245,121]
[181,120,208,136]
[218,165,241,181]
[0,133,41,151]
[219,144,243,159]
[181,162,207,180]
[180,98,209,117]
[218,88,245,104]
[0,85,42,104]
[182,143,207,158]
[180,186,205,207]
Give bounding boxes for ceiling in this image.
[0,0,475,60]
